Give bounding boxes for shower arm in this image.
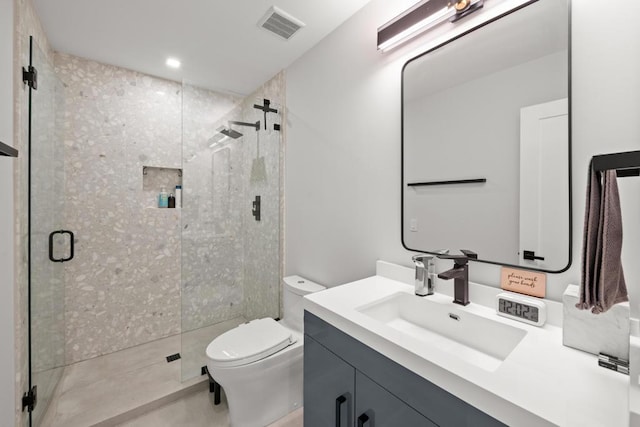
[229,120,260,131]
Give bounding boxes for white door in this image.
[519,98,569,270]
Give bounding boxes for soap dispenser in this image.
[158,187,169,208]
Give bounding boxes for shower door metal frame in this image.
[23,34,37,422]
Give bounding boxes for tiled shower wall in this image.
[239,75,285,322]
[55,53,243,363]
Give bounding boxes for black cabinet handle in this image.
[49,230,74,263]
[335,395,347,427]
[357,413,370,427]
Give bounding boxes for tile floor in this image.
[40,318,245,427]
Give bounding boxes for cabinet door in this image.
[355,371,436,427]
[304,335,355,427]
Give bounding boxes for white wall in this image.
[285,0,640,302]
[0,0,16,423]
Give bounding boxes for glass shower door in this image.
[180,82,283,382]
[27,37,67,426]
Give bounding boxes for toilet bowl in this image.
[206,275,325,427]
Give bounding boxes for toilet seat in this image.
[206,318,296,368]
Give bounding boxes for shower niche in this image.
[142,166,183,208]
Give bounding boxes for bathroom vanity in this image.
[305,313,504,426]
[303,262,629,426]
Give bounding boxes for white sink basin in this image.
[357,292,527,371]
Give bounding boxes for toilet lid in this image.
[206,318,295,368]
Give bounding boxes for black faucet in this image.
[436,249,477,306]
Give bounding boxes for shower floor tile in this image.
[40,318,245,427]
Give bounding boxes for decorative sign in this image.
[500,267,546,298]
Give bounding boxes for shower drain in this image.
[166,353,181,363]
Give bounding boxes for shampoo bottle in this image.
[158,187,168,208]
[175,185,182,208]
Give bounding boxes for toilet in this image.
[206,275,326,427]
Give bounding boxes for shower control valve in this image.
[252,196,261,221]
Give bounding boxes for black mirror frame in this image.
[400,0,573,274]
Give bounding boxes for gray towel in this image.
[577,160,627,314]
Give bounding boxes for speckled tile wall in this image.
[240,74,285,321]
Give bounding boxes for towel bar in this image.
[407,178,487,187]
[593,150,640,176]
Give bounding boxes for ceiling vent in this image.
[258,6,305,40]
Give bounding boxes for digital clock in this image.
[496,292,546,326]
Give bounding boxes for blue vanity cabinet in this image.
[304,335,355,427]
[304,334,434,427]
[355,371,436,426]
[304,311,506,427]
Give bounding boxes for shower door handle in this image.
[49,230,74,263]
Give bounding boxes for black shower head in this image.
[220,127,243,139]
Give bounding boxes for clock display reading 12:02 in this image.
[498,298,539,322]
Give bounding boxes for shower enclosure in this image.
[24,31,284,423]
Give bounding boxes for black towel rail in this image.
[0,140,18,157]
[407,178,487,187]
[592,150,640,177]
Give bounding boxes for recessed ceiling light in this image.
[166,58,181,69]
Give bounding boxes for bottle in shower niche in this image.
[158,187,169,208]
[175,185,182,208]
[168,193,176,208]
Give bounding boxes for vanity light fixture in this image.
[165,57,181,69]
[377,0,484,52]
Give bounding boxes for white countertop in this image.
[303,261,629,427]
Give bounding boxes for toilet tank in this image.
[282,275,326,333]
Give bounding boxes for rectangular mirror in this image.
[402,0,571,272]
